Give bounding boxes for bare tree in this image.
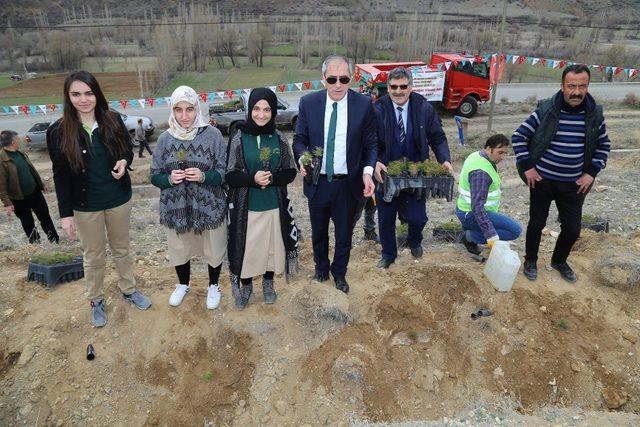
[247,25,272,67]
[44,31,86,70]
[221,26,240,67]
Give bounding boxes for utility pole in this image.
[487,0,507,132]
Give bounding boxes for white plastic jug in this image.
[483,241,521,292]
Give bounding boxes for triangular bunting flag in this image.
[630,69,638,78]
[147,98,155,107]
[506,55,513,63]
[110,101,119,109]
[303,81,311,89]
[10,106,19,115]
[199,93,207,102]
[277,85,286,92]
[208,92,215,101]
[56,104,63,110]
[531,57,540,66]
[20,105,28,115]
[511,55,519,64]
[217,91,225,100]
[469,57,475,65]
[2,107,9,113]
[444,62,452,70]
[49,104,57,112]
[243,88,251,95]
[558,60,567,68]
[517,56,526,65]
[295,82,303,90]
[605,66,612,74]
[138,99,146,108]
[614,67,623,75]
[233,89,242,97]
[312,81,321,89]
[285,83,294,91]
[38,104,47,114]
[225,89,234,99]
[129,100,138,108]
[119,100,128,109]
[29,105,37,115]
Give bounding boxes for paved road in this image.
[2,83,638,135]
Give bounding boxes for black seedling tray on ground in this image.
[28,256,84,288]
[581,219,609,233]
[432,228,464,243]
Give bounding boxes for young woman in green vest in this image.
[47,70,151,327]
[226,88,299,310]
[456,134,522,255]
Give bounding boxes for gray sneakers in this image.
[90,300,107,328]
[122,290,152,310]
[262,279,277,304]
[235,283,253,310]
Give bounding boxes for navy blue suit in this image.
[293,89,377,278]
[374,93,450,261]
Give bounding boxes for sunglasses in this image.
[389,84,409,90]
[325,75,351,85]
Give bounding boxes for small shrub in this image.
[299,151,313,166]
[387,159,407,176]
[436,220,462,232]
[202,371,214,382]
[581,214,601,225]
[312,146,323,158]
[31,252,76,265]
[556,319,568,329]
[421,160,450,177]
[622,92,640,109]
[397,222,408,235]
[408,330,418,340]
[408,161,421,176]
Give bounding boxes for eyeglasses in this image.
[389,84,409,90]
[565,84,588,90]
[325,76,351,85]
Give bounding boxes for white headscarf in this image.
[167,85,208,140]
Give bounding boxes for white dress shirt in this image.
[322,93,348,174]
[392,101,409,130]
[321,93,373,176]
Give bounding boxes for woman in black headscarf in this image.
[226,88,299,310]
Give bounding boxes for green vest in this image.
[457,151,501,213]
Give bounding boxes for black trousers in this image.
[308,176,357,279]
[525,179,585,264]
[138,139,152,157]
[12,191,59,244]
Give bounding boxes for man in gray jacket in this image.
[136,118,152,158]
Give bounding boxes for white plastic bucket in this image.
[483,241,521,292]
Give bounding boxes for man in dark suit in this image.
[293,55,377,294]
[373,67,452,268]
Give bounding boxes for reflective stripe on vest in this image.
[457,151,501,213]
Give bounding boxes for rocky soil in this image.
[1,104,639,426]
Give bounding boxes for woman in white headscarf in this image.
[150,85,227,310]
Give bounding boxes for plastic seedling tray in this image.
[28,256,84,288]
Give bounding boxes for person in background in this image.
[226,88,299,310]
[150,85,227,310]
[456,134,522,255]
[47,70,151,328]
[136,118,152,158]
[0,130,59,244]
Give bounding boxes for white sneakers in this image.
[169,284,190,306]
[206,284,221,310]
[168,283,221,309]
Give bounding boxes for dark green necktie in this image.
[326,102,337,182]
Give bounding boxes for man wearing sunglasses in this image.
[373,67,452,269]
[293,55,377,294]
[512,64,611,283]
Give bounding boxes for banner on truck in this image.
[411,68,445,101]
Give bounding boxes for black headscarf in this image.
[238,87,278,136]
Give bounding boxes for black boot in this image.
[235,283,253,310]
[262,278,277,304]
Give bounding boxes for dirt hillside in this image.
[1,105,639,426]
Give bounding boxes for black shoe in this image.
[461,232,481,255]
[335,276,350,294]
[364,230,379,243]
[523,259,538,281]
[550,261,577,283]
[262,278,277,304]
[410,246,423,258]
[313,271,330,282]
[376,258,394,269]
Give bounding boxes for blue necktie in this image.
[326,102,337,181]
[397,106,406,147]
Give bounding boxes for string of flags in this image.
[2,52,638,116]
